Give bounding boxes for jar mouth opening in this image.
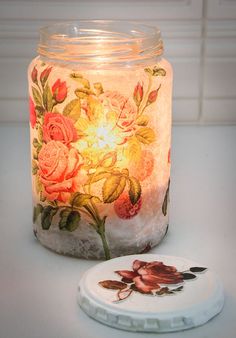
[38,20,163,65]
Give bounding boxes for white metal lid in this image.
[77,254,224,332]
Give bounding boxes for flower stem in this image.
[84,202,111,260]
[96,217,111,260]
[138,72,152,117]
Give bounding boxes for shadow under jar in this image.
[28,20,173,259]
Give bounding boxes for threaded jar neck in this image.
[38,20,163,67]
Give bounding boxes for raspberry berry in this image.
[114,192,142,219]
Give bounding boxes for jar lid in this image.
[77,254,224,332]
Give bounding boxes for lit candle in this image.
[28,21,172,259]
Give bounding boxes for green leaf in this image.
[121,168,129,177]
[87,96,103,120]
[32,159,38,175]
[102,174,126,203]
[33,138,40,148]
[94,82,104,95]
[124,138,141,163]
[38,128,43,143]
[153,67,166,76]
[32,87,42,106]
[41,206,57,230]
[72,192,101,207]
[33,204,43,223]
[70,73,90,89]
[75,88,92,98]
[162,180,170,216]
[59,209,80,232]
[87,170,111,185]
[190,267,207,273]
[144,67,153,75]
[172,286,183,292]
[98,280,127,290]
[136,115,149,126]
[35,175,43,194]
[144,66,166,77]
[43,83,53,111]
[156,287,170,295]
[40,192,46,202]
[63,99,81,121]
[35,105,45,116]
[129,177,141,205]
[75,117,90,131]
[135,127,156,144]
[99,151,117,168]
[182,273,197,280]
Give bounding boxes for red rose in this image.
[99,91,137,144]
[52,79,67,103]
[116,260,183,293]
[29,97,36,128]
[43,112,78,145]
[38,141,85,202]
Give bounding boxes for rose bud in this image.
[40,66,52,87]
[133,82,143,106]
[147,84,161,105]
[52,79,67,103]
[31,66,38,84]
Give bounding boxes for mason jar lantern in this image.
[28,21,172,259]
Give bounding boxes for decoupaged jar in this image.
[28,21,172,259]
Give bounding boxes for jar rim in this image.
[38,20,163,65]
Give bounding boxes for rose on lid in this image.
[116,259,183,293]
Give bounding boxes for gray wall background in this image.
[0,0,236,124]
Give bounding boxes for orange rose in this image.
[38,141,85,202]
[43,112,78,145]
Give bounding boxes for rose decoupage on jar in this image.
[28,21,172,259]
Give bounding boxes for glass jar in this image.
[28,21,172,259]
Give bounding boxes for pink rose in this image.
[29,97,36,128]
[99,91,137,144]
[43,112,78,145]
[38,141,85,202]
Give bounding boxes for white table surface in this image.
[0,123,235,338]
